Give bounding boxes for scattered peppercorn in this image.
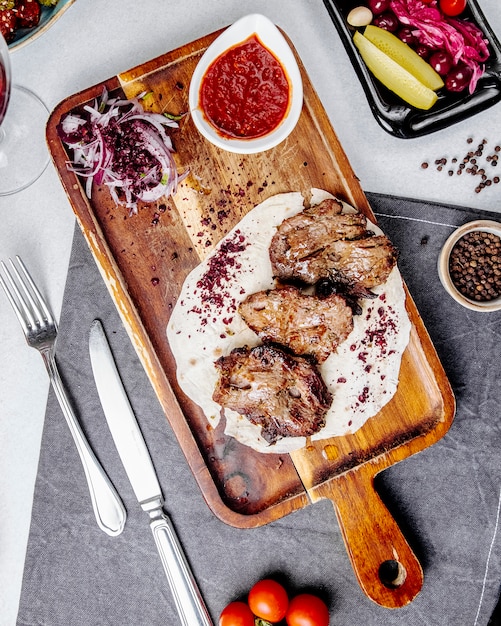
[449,230,501,302]
[420,137,501,194]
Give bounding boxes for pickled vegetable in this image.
[353,30,438,110]
[363,25,444,91]
[347,6,373,28]
[367,0,390,14]
[429,50,453,76]
[372,11,399,32]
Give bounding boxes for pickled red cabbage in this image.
[390,0,490,93]
[58,88,187,214]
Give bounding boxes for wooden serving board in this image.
[46,26,455,608]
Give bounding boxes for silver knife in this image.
[88,319,213,626]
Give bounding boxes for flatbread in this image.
[167,189,411,453]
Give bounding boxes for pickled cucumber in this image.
[353,30,439,110]
[363,25,444,91]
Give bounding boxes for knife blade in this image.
[89,319,213,626]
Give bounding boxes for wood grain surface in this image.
[46,26,455,608]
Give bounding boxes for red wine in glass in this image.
[0,63,9,125]
[0,42,11,127]
[0,31,50,196]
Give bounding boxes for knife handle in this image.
[148,507,214,626]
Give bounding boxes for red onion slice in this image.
[58,88,187,214]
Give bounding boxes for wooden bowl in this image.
[438,220,501,312]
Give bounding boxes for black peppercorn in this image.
[420,137,501,194]
[449,230,501,301]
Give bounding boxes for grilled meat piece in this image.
[269,198,398,288]
[213,344,332,444]
[315,278,377,315]
[314,235,398,288]
[239,285,353,362]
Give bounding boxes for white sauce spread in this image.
[167,190,411,453]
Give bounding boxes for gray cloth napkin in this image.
[16,193,501,626]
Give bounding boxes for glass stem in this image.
[0,126,6,169]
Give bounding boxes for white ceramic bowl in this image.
[438,219,501,312]
[188,14,303,154]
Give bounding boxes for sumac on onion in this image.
[57,88,188,214]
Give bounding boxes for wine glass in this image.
[0,31,50,196]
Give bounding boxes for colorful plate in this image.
[8,0,76,52]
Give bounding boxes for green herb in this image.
[0,0,15,10]
[163,112,185,122]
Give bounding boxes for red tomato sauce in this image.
[200,35,290,139]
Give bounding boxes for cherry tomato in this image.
[285,594,330,626]
[439,0,467,17]
[219,601,255,626]
[248,579,289,623]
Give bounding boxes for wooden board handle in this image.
[323,469,423,608]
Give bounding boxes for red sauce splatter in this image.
[200,35,290,139]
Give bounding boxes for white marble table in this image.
[1,1,500,623]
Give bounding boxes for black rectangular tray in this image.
[322,0,501,138]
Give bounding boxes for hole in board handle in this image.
[378,559,407,588]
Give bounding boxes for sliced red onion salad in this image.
[57,88,188,214]
[390,0,490,94]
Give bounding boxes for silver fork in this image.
[0,256,126,536]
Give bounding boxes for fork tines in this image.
[0,256,54,334]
